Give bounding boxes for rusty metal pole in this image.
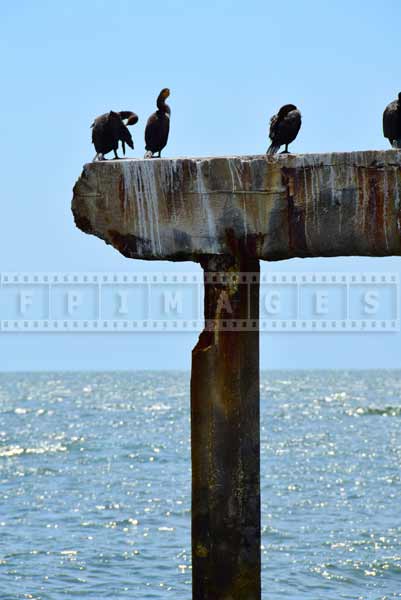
[191,255,261,600]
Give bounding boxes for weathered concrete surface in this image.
[72,150,401,261]
[191,255,260,600]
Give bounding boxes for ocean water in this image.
[1,371,401,599]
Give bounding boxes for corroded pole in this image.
[191,255,260,600]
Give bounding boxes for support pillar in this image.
[191,255,261,600]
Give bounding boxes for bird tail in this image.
[267,143,280,155]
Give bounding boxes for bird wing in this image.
[271,110,301,144]
[91,113,108,150]
[109,111,134,149]
[145,113,159,148]
[145,110,170,153]
[383,101,400,140]
[269,114,279,141]
[119,125,134,149]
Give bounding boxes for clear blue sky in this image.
[1,0,401,370]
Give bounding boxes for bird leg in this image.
[158,151,161,158]
[280,144,289,154]
[113,149,120,160]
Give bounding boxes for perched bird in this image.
[91,110,139,160]
[267,104,302,155]
[144,88,171,158]
[383,93,401,149]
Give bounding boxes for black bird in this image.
[91,110,138,160]
[144,88,171,158]
[383,93,401,149]
[267,104,302,155]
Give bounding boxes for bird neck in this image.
[157,95,169,113]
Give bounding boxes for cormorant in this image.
[91,110,139,160]
[383,93,401,149]
[144,88,171,158]
[267,104,302,155]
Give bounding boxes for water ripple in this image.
[0,370,400,598]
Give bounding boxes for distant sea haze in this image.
[0,370,401,599]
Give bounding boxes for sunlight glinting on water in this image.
[0,371,401,598]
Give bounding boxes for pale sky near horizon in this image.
[1,0,401,370]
